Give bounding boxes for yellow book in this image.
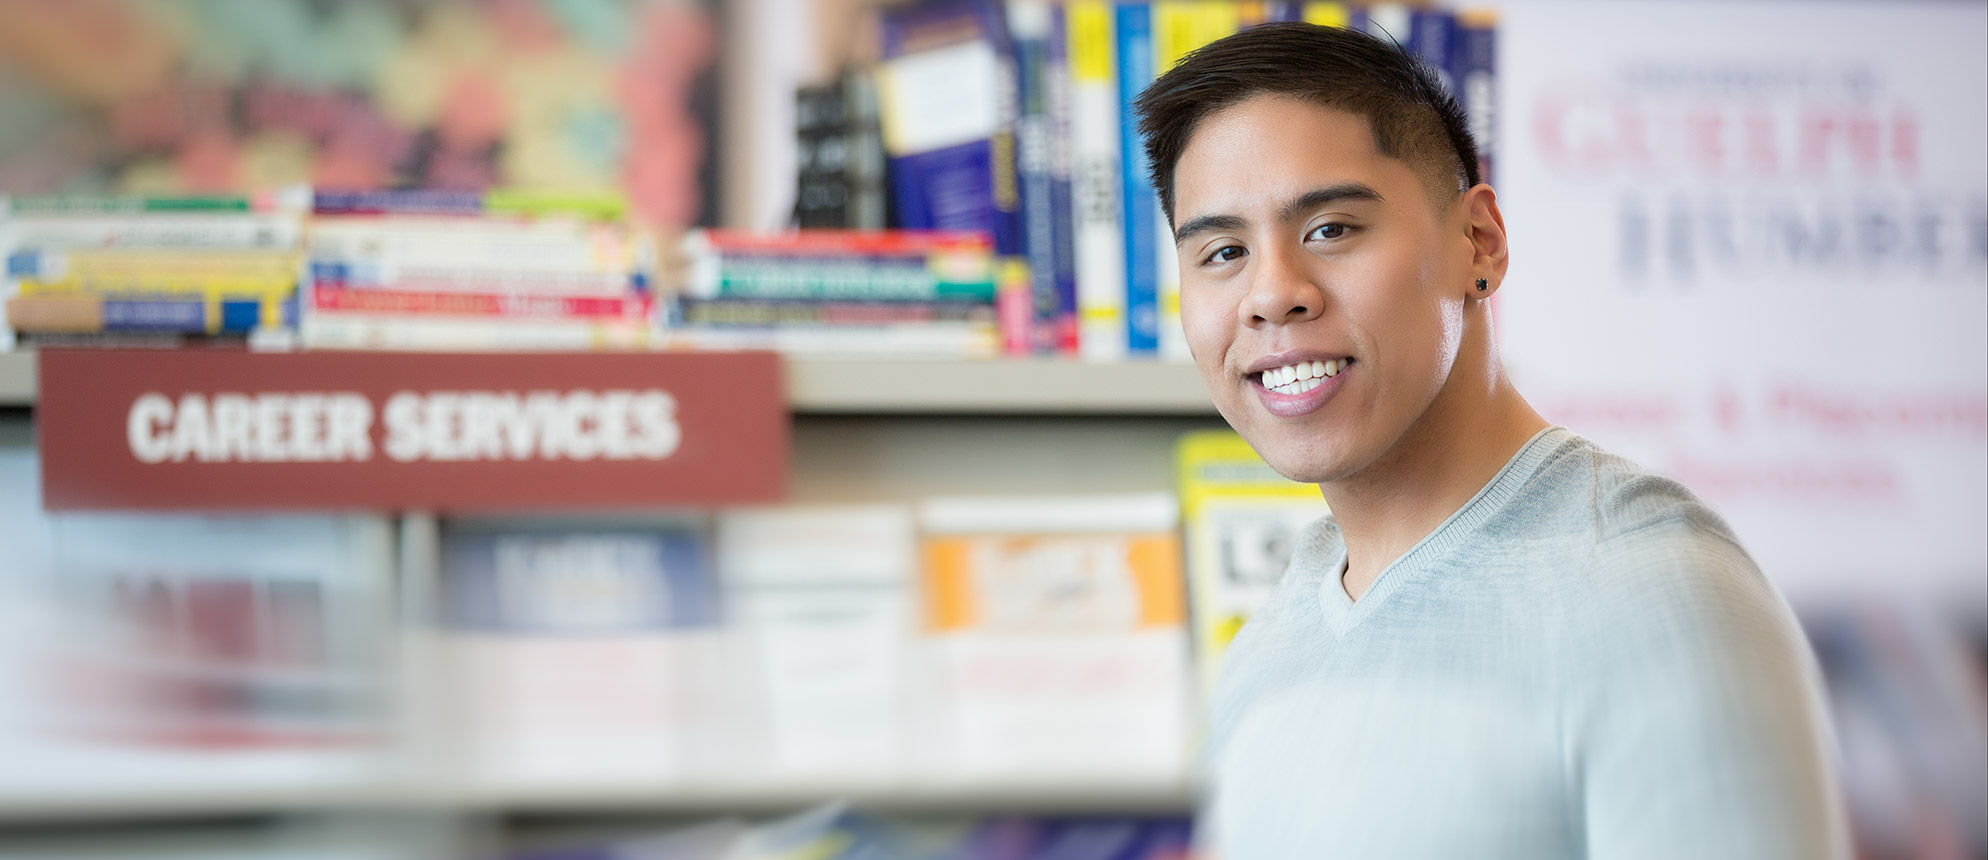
[19,274,297,300]
[1176,430,1332,694]
[1155,1,1242,73]
[1302,1,1352,28]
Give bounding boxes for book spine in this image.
[1407,9,1458,98]
[662,322,1000,358]
[843,73,890,231]
[19,273,296,300]
[694,228,993,257]
[676,297,996,326]
[1300,2,1351,27]
[8,248,302,280]
[1456,11,1497,185]
[7,295,288,334]
[312,189,486,216]
[684,235,998,303]
[1011,0,1058,354]
[1044,3,1081,356]
[301,314,651,351]
[7,214,302,250]
[3,193,265,215]
[307,221,637,273]
[308,263,637,296]
[1152,3,1242,362]
[1116,2,1160,356]
[794,80,853,229]
[1364,2,1409,43]
[1068,1,1128,362]
[311,286,653,320]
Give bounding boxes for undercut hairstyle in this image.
[1133,22,1481,227]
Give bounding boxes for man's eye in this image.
[1206,245,1247,265]
[1308,223,1348,241]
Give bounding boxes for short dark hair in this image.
[1134,22,1480,226]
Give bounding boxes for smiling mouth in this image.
[1258,358,1352,395]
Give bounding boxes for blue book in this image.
[1454,11,1497,185]
[441,530,717,634]
[877,1,1023,258]
[1406,9,1458,98]
[1044,2,1080,353]
[1011,0,1061,353]
[1116,2,1159,356]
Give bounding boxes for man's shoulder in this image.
[1524,432,1747,555]
[1523,433,1775,613]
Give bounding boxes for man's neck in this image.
[1321,340,1549,601]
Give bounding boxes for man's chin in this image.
[1248,432,1363,486]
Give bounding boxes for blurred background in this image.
[0,0,1981,858]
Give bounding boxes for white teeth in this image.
[1260,358,1351,394]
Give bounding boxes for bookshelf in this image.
[0,351,1214,416]
[0,350,1222,827]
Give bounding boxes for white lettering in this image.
[424,392,462,461]
[630,390,681,459]
[382,391,423,462]
[564,390,602,461]
[127,393,174,464]
[327,394,373,461]
[460,393,505,460]
[252,393,289,462]
[288,394,326,462]
[211,393,253,462]
[599,390,634,459]
[171,394,213,462]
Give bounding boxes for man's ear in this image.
[1461,184,1509,296]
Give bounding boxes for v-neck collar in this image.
[1316,426,1575,638]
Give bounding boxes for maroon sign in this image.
[37,350,788,511]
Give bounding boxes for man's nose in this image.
[1242,243,1325,327]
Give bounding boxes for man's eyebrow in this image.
[1173,213,1248,246]
[1277,183,1384,223]
[1173,183,1385,246]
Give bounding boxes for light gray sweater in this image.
[1204,427,1847,859]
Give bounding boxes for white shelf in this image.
[0,351,1217,415]
[0,776,1197,821]
[0,351,28,407]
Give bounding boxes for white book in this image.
[1067,0,1129,362]
[718,505,916,779]
[300,313,652,351]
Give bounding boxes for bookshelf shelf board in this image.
[0,351,29,407]
[0,776,1197,821]
[0,351,1218,415]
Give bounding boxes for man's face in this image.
[1173,95,1474,484]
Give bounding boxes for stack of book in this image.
[1,189,309,350]
[869,1,1497,360]
[665,229,1002,357]
[302,189,655,351]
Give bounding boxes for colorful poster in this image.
[0,0,720,227]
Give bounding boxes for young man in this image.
[1134,23,1845,859]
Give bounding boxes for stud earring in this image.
[1475,278,1489,292]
